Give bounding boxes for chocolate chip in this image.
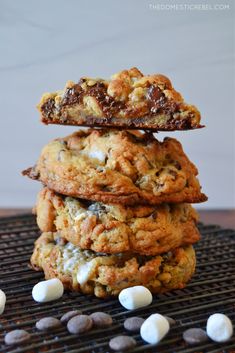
[61,310,82,324]
[67,314,93,334]
[88,203,107,217]
[62,84,83,106]
[146,84,178,115]
[164,316,176,326]
[88,82,125,118]
[41,98,55,118]
[4,329,31,345]
[109,335,136,351]
[124,316,145,332]
[90,312,113,327]
[183,328,208,345]
[36,317,62,331]
[147,85,163,102]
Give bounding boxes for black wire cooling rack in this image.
[0,214,234,353]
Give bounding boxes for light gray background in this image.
[0,0,234,208]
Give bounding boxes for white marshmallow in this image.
[77,260,95,285]
[88,149,106,163]
[118,286,152,310]
[32,278,64,303]
[140,313,170,344]
[80,149,106,163]
[206,313,233,342]
[0,289,6,314]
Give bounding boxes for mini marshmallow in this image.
[118,286,152,310]
[206,313,233,342]
[77,260,95,285]
[80,149,106,163]
[32,278,64,303]
[140,313,170,344]
[88,149,106,163]
[0,289,6,314]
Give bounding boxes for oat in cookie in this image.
[38,67,202,131]
[23,129,207,206]
[30,232,196,298]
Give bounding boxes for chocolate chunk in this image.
[61,80,125,119]
[90,312,113,327]
[61,310,82,324]
[109,335,137,351]
[67,314,93,334]
[36,317,62,331]
[124,316,145,332]
[164,316,176,326]
[147,85,163,102]
[4,329,31,345]
[41,98,55,118]
[183,328,208,345]
[147,85,166,114]
[63,85,84,106]
[146,84,178,115]
[89,82,125,118]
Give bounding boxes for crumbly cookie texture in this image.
[37,67,202,131]
[30,232,196,298]
[35,188,200,256]
[23,129,207,206]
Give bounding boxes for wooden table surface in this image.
[0,208,234,229]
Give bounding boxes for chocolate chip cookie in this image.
[30,232,196,298]
[37,67,202,131]
[35,187,200,255]
[23,129,207,206]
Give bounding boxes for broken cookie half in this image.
[38,67,203,131]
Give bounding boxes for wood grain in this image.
[198,210,235,229]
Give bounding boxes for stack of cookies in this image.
[23,67,207,298]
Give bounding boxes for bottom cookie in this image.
[31,232,196,298]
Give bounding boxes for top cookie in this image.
[37,67,202,131]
